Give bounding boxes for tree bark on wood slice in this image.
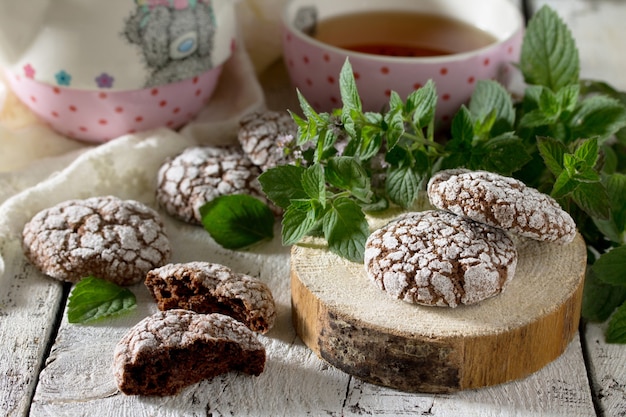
[291,232,587,393]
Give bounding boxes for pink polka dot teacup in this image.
[0,0,236,143]
[282,0,524,122]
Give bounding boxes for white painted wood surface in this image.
[1,1,625,416]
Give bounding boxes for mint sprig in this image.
[67,276,136,324]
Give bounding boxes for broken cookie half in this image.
[113,310,266,396]
[145,261,276,334]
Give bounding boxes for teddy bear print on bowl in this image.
[0,0,236,142]
[123,0,218,87]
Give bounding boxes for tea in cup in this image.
[282,0,524,122]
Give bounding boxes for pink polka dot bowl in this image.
[5,69,225,143]
[282,0,524,123]
[0,0,236,143]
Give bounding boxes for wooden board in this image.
[291,230,587,393]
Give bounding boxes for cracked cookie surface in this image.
[22,195,170,285]
[155,146,268,224]
[238,110,298,171]
[364,210,518,307]
[428,169,577,244]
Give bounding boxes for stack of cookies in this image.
[364,169,577,308]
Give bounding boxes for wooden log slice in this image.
[291,231,587,393]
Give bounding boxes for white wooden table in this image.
[1,1,625,416]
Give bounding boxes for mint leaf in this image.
[302,163,326,203]
[580,79,626,105]
[607,173,626,233]
[407,80,437,129]
[519,87,561,128]
[442,107,473,169]
[474,133,531,175]
[551,169,579,199]
[582,269,626,322]
[450,106,474,145]
[386,165,421,208]
[574,137,599,168]
[557,84,580,113]
[339,59,362,114]
[259,165,307,209]
[322,197,369,262]
[67,276,136,324]
[384,106,405,150]
[297,89,323,125]
[326,156,372,202]
[591,245,626,286]
[538,136,566,176]
[357,122,384,160]
[606,301,626,343]
[571,181,610,220]
[294,90,332,147]
[338,59,363,141]
[200,194,274,249]
[281,201,318,245]
[520,5,579,91]
[570,95,626,143]
[388,90,404,112]
[469,80,515,133]
[472,109,498,140]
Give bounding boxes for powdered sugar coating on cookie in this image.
[428,169,577,244]
[238,110,298,171]
[113,310,265,396]
[364,210,518,307]
[145,261,276,334]
[155,146,269,224]
[22,196,170,285]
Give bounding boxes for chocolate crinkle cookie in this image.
[156,145,270,224]
[237,110,298,171]
[113,310,266,396]
[427,169,577,244]
[145,262,276,334]
[364,210,518,308]
[22,196,171,286]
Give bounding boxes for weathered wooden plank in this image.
[528,0,626,415]
[584,323,626,417]
[0,239,64,417]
